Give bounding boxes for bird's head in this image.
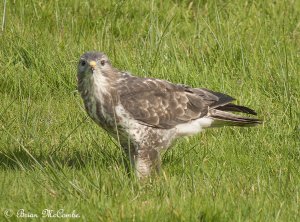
[77,51,112,79]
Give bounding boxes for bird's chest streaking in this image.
[78,74,119,133]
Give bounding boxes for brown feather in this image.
[117,74,253,129]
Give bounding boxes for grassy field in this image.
[0,0,299,221]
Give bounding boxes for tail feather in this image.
[216,103,257,115]
[209,109,262,127]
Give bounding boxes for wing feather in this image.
[117,74,235,129]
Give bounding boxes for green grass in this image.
[0,0,300,221]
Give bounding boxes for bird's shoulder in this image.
[116,71,185,94]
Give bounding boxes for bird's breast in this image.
[78,75,126,139]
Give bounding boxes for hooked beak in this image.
[89,61,97,70]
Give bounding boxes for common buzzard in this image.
[77,52,262,178]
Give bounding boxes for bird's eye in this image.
[80,60,86,66]
[100,60,105,66]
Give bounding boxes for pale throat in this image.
[79,70,111,100]
[92,71,111,97]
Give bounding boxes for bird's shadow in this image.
[0,149,89,170]
[0,148,126,171]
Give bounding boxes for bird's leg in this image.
[134,148,161,178]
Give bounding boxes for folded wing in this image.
[117,74,261,129]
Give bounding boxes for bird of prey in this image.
[77,51,262,178]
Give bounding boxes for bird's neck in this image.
[78,73,117,102]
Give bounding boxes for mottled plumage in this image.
[77,51,262,178]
